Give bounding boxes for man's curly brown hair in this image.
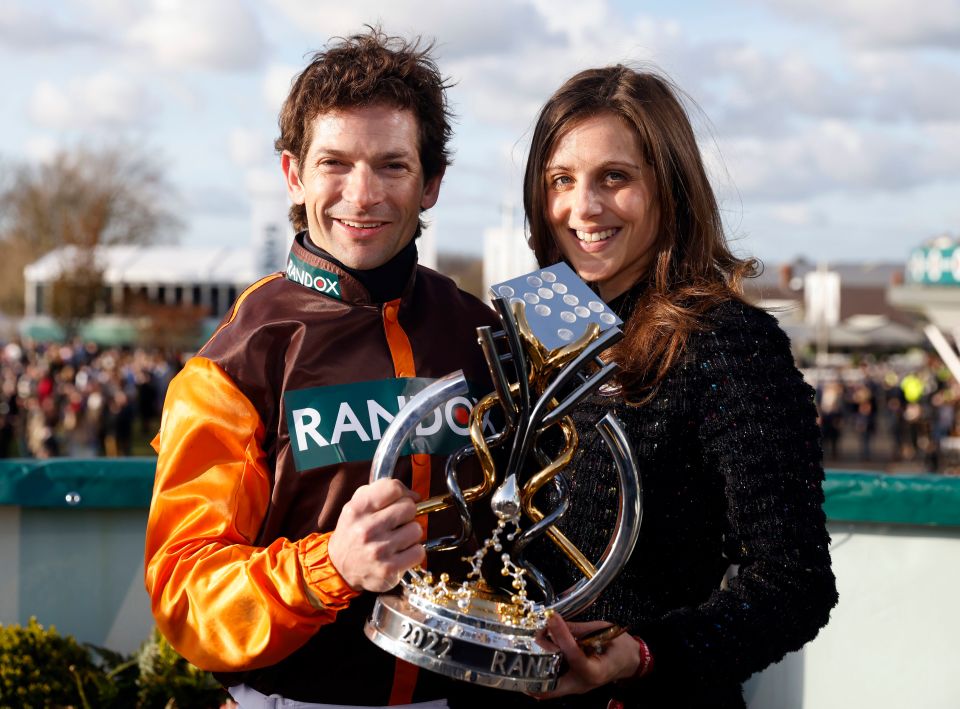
[275,27,454,233]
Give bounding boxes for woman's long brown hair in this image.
[523,66,758,403]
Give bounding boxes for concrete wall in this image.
[746,521,960,709]
[3,474,960,708]
[0,505,153,654]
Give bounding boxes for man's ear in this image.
[420,167,445,210]
[281,151,305,205]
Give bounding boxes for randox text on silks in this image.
[283,377,493,471]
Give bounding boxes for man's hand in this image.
[327,478,425,592]
[530,615,640,698]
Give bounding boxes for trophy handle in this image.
[369,371,495,552]
[369,370,469,486]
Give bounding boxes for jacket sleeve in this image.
[635,305,838,687]
[144,356,360,672]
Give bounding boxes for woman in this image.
[519,66,838,707]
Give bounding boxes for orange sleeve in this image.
[144,357,360,672]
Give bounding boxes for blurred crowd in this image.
[4,337,960,474]
[806,356,960,473]
[0,339,183,459]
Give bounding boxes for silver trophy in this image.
[364,264,643,692]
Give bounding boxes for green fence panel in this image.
[822,471,960,527]
[0,458,156,508]
[2,460,960,526]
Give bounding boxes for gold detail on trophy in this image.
[520,418,597,579]
[414,392,500,516]
[403,299,606,625]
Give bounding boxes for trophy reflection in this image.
[364,264,642,692]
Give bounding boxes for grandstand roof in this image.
[24,244,266,285]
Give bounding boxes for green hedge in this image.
[0,618,226,708]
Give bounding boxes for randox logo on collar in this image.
[286,252,341,299]
[283,377,492,472]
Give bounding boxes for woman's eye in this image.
[605,171,627,183]
[550,175,573,189]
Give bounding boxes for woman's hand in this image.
[530,615,641,698]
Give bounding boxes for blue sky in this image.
[2,0,959,268]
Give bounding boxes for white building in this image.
[23,244,267,320]
[482,204,537,297]
[22,208,442,323]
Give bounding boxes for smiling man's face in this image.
[282,104,442,270]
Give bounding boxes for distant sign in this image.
[804,270,841,327]
[907,246,960,286]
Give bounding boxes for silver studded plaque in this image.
[364,264,642,692]
[490,262,622,350]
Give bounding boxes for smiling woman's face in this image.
[545,113,660,301]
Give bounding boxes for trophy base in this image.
[365,591,561,693]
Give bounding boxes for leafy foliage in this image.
[0,618,99,708]
[134,627,225,709]
[0,619,228,709]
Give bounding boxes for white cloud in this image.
[127,0,265,71]
[854,52,960,123]
[0,3,101,50]
[717,118,958,201]
[918,122,960,177]
[3,0,954,265]
[225,130,286,211]
[659,37,960,140]
[244,166,286,197]
[703,45,860,135]
[443,12,678,131]
[28,72,153,130]
[71,0,144,26]
[228,128,273,168]
[756,0,960,49]
[249,1,960,249]
[255,1,689,142]
[29,83,71,128]
[263,63,298,115]
[24,136,60,164]
[266,0,557,58]
[767,202,828,227]
[528,0,613,42]
[182,183,249,216]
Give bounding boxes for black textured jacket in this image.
[467,295,838,709]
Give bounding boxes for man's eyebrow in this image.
[379,150,417,161]
[311,147,417,161]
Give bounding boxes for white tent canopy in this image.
[24,245,263,286]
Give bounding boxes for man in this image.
[144,29,497,707]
